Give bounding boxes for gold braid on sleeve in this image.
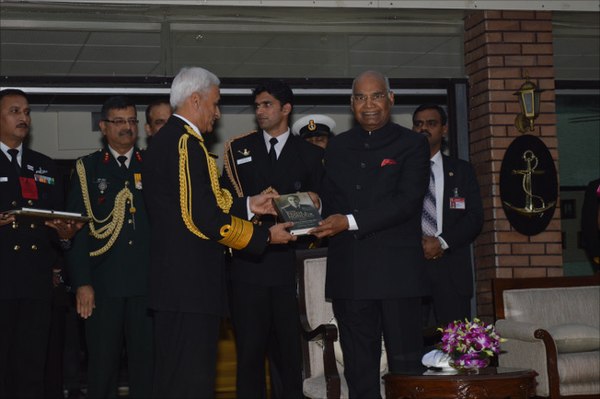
[75,158,135,257]
[178,125,254,249]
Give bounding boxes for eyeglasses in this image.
[412,119,441,129]
[104,118,139,126]
[352,92,389,104]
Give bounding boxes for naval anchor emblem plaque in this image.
[500,135,558,236]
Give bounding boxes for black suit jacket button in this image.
[11,201,17,206]
[31,244,38,251]
[27,200,33,206]
[356,184,361,190]
[30,223,36,229]
[13,245,20,251]
[360,162,366,168]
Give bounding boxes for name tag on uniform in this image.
[0,177,7,183]
[449,197,466,209]
[237,156,252,165]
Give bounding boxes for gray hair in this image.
[170,67,220,109]
[351,70,391,93]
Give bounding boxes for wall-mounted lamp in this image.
[514,79,542,133]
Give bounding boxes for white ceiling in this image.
[0,2,598,80]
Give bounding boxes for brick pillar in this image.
[464,10,563,321]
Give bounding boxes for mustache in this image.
[16,122,29,129]
[118,130,134,137]
[420,130,431,138]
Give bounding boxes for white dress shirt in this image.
[108,146,134,168]
[263,129,290,159]
[1,141,23,166]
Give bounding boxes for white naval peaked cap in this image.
[291,114,336,137]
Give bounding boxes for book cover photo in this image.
[273,192,322,235]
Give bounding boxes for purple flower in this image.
[437,318,505,361]
[453,352,490,369]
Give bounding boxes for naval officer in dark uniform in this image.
[143,66,296,398]
[292,113,336,150]
[221,79,324,399]
[0,89,82,398]
[66,96,153,398]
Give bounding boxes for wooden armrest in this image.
[300,322,341,399]
[295,248,341,398]
[318,324,341,399]
[495,319,545,342]
[534,328,561,399]
[302,322,338,342]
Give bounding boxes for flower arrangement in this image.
[438,318,505,370]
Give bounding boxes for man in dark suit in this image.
[311,71,430,398]
[581,178,600,271]
[0,89,82,398]
[144,98,172,142]
[66,96,154,398]
[142,67,295,398]
[221,79,324,399]
[411,104,483,326]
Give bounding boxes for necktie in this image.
[268,137,278,165]
[8,148,20,176]
[422,161,437,236]
[117,155,128,171]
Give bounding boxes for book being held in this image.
[1,207,90,222]
[273,192,321,236]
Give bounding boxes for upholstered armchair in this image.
[296,248,343,399]
[296,248,389,399]
[493,275,600,399]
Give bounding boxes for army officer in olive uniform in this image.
[0,89,82,398]
[66,96,153,398]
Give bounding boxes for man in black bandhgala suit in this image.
[311,71,430,398]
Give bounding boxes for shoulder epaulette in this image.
[80,149,100,159]
[227,130,257,144]
[178,127,233,241]
[223,130,257,198]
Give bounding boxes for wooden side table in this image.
[384,367,537,399]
